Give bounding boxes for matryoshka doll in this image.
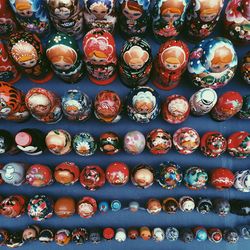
[241,51,250,84]
[0,0,18,39]
[8,0,50,36]
[119,36,152,88]
[62,89,92,121]
[224,0,250,44]
[83,0,116,33]
[47,0,84,39]
[82,28,117,85]
[46,32,84,83]
[0,40,20,84]
[188,37,238,89]
[185,0,224,41]
[118,0,150,37]
[152,0,189,42]
[152,40,189,91]
[25,88,62,123]
[7,32,53,83]
[0,82,29,122]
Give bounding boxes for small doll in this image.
[8,0,51,37]
[118,0,150,37]
[0,40,21,84]
[82,28,117,85]
[188,37,237,89]
[83,0,116,33]
[47,0,84,40]
[46,32,84,83]
[241,51,250,84]
[152,39,189,91]
[185,0,224,41]
[25,88,62,123]
[7,31,53,83]
[119,36,152,88]
[152,0,189,42]
[224,0,250,44]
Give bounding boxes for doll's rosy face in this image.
[128,57,145,69]
[18,58,37,68]
[16,9,33,17]
[53,58,73,70]
[200,12,217,22]
[89,55,107,65]
[90,3,109,19]
[162,11,181,22]
[164,61,181,70]
[54,7,71,19]
[134,100,153,113]
[210,62,230,73]
[122,6,142,20]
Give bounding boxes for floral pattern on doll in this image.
[242,51,250,84]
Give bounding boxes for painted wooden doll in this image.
[0,81,30,122]
[8,0,51,37]
[7,31,53,84]
[241,51,250,84]
[224,0,250,44]
[25,87,62,123]
[82,28,117,85]
[0,40,21,84]
[46,32,84,83]
[118,0,150,37]
[188,37,238,89]
[83,0,116,33]
[119,36,152,88]
[0,0,18,39]
[47,0,84,40]
[185,0,224,41]
[152,39,189,91]
[152,0,189,42]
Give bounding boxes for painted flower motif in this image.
[201,24,208,29]
[54,36,62,43]
[235,26,241,32]
[76,141,90,154]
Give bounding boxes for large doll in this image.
[152,0,189,42]
[46,32,84,83]
[47,0,84,40]
[185,0,224,41]
[83,0,116,33]
[118,0,150,37]
[8,0,51,37]
[188,37,237,89]
[82,28,117,85]
[7,31,53,84]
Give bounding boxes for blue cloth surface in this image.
[0,3,250,250]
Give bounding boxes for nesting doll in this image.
[82,28,117,85]
[8,0,51,37]
[241,51,250,84]
[7,32,53,83]
[119,36,152,88]
[185,0,224,41]
[47,0,84,39]
[46,32,84,83]
[25,88,62,123]
[152,0,189,42]
[83,0,116,33]
[0,0,18,39]
[224,0,250,44]
[0,40,20,84]
[188,37,237,89]
[152,40,189,91]
[118,0,150,36]
[0,81,29,122]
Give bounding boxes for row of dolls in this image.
[1,29,250,89]
[0,127,249,158]
[0,0,249,44]
[0,224,249,247]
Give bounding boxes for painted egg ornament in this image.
[140,226,152,240]
[213,198,231,216]
[55,229,71,246]
[73,132,97,156]
[193,226,208,241]
[196,197,213,214]
[211,167,235,190]
[173,127,200,154]
[22,225,40,241]
[99,132,121,155]
[128,201,140,212]
[237,225,250,240]
[126,86,161,123]
[80,165,105,191]
[152,0,190,42]
[110,200,122,212]
[6,232,24,248]
[179,196,195,212]
[119,36,152,88]
[234,170,250,192]
[94,90,122,123]
[82,28,117,85]
[180,228,194,243]
[27,194,54,221]
[38,229,54,243]
[230,199,250,216]
[200,131,227,157]
[128,228,139,240]
[239,95,250,119]
[165,227,179,241]
[77,196,97,219]
[162,95,190,124]
[153,40,189,90]
[208,228,223,243]
[241,51,250,84]
[0,130,18,155]
[0,229,9,246]
[71,227,89,244]
[54,197,76,218]
[123,130,145,155]
[54,162,79,185]
[188,37,238,89]
[227,131,250,158]
[103,227,115,240]
[98,201,109,213]
[115,228,126,242]
[156,161,183,189]
[162,197,179,214]
[146,198,162,214]
[89,229,101,243]
[152,227,165,242]
[223,228,239,244]
[131,164,154,188]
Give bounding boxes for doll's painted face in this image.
[199,0,221,22]
[162,10,181,22]
[15,0,33,17]
[160,0,184,23]
[90,2,109,19]
[133,91,156,113]
[122,1,143,20]
[53,58,73,70]
[89,54,107,64]
[54,7,71,19]
[162,47,185,71]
